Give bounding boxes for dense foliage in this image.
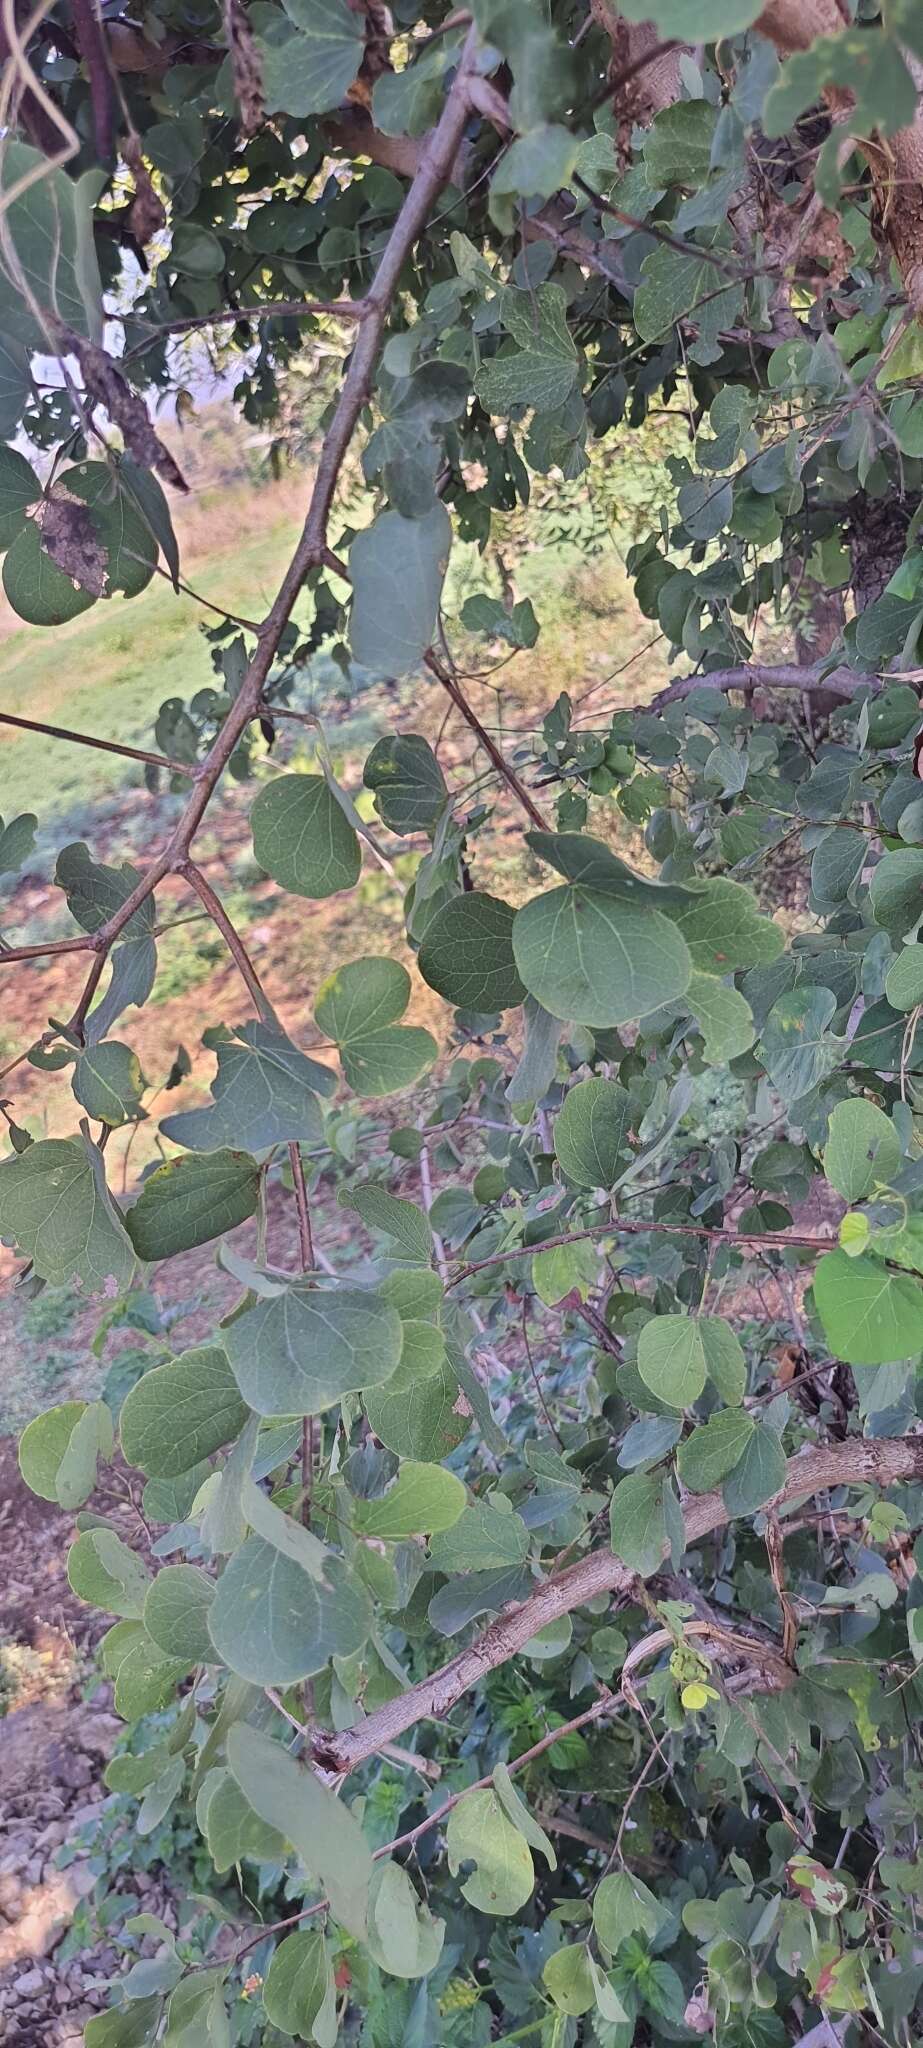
[9,0,923,2041]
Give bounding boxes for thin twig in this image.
[179,861,274,1020]
[0,708,195,775]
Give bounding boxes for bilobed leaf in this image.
[419,892,526,1011]
[609,1469,667,1577]
[553,1077,632,1187]
[354,1459,466,1539]
[251,773,360,899]
[73,1041,146,1126]
[126,1149,261,1259]
[460,593,539,648]
[207,1537,371,1682]
[68,1527,151,1617]
[526,832,693,906]
[512,885,692,1025]
[224,1283,403,1415]
[429,1499,529,1571]
[19,1398,113,1508]
[226,1723,373,1937]
[363,733,448,833]
[119,1346,249,1478]
[365,1860,446,1979]
[814,1249,923,1365]
[722,1421,786,1515]
[639,1315,745,1407]
[677,1412,755,1493]
[0,1134,135,1291]
[824,1099,900,1202]
[667,878,783,974]
[160,1021,334,1153]
[314,955,437,1097]
[445,1786,535,1915]
[349,503,451,678]
[144,1565,215,1661]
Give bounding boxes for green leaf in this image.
[429,1500,529,1571]
[144,1565,215,1661]
[226,1723,373,1938]
[543,1943,596,2017]
[677,1412,756,1493]
[207,1537,370,1683]
[101,1620,192,1721]
[363,733,448,833]
[354,1459,466,1539]
[758,987,843,1101]
[0,809,37,875]
[372,33,459,135]
[525,832,693,907]
[619,0,761,25]
[73,1041,146,1126]
[634,242,743,351]
[251,774,360,899]
[638,1315,745,1407]
[162,1971,229,2048]
[119,1346,249,1477]
[261,0,364,115]
[460,594,539,648]
[223,1283,403,1415]
[126,1149,261,1260]
[445,1785,535,1915]
[532,1236,598,1306]
[668,878,783,974]
[363,1349,470,1461]
[593,1870,665,1952]
[0,334,32,440]
[197,1768,288,1872]
[491,1762,556,1869]
[0,142,103,346]
[349,503,451,679]
[0,1134,135,1291]
[0,445,40,548]
[68,1527,151,1617]
[512,885,692,1026]
[491,124,579,210]
[64,462,157,597]
[365,1860,447,1979]
[814,1249,923,1365]
[476,285,578,415]
[824,1099,901,1202]
[643,101,717,187]
[56,842,155,940]
[160,1022,334,1153]
[315,956,437,1097]
[19,1398,113,1509]
[722,1422,786,1515]
[419,893,526,1011]
[609,1469,667,1577]
[84,1999,162,2047]
[2,516,98,625]
[507,995,562,1105]
[340,1182,432,1262]
[240,1471,330,1581]
[264,1930,332,2036]
[553,1077,632,1187]
[870,848,923,939]
[685,973,756,1063]
[884,945,923,1011]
